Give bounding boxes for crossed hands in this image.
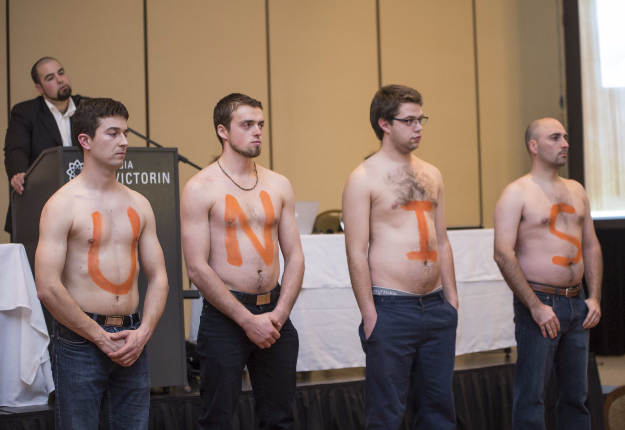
[97,327,150,367]
[531,297,601,339]
[242,312,284,349]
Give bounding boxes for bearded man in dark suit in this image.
[3,57,85,234]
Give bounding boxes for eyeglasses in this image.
[392,117,429,127]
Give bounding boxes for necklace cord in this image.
[217,159,259,191]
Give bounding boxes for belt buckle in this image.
[105,316,123,327]
[565,287,577,298]
[256,293,271,305]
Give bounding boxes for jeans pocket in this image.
[57,325,87,345]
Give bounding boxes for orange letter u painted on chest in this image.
[224,191,275,267]
[402,200,438,262]
[549,203,582,267]
[88,206,140,296]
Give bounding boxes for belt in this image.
[85,312,141,327]
[231,284,280,306]
[528,281,582,298]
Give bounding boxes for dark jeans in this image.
[512,290,590,430]
[52,319,150,430]
[359,290,458,430]
[197,298,299,430]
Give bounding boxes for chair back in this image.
[604,385,625,430]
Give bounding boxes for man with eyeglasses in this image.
[343,84,458,429]
[494,118,602,429]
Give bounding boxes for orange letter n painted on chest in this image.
[224,191,275,267]
[402,200,438,262]
[88,206,140,296]
[549,203,582,267]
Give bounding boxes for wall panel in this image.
[9,0,145,147]
[379,0,481,228]
[476,0,563,227]
[1,0,9,243]
[269,0,380,212]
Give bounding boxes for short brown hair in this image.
[213,93,263,146]
[31,57,58,85]
[73,98,129,156]
[370,85,423,140]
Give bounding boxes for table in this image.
[0,244,54,406]
[189,229,515,371]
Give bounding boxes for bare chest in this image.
[210,190,281,230]
[69,204,142,249]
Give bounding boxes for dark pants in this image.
[359,290,458,430]
[512,290,590,430]
[52,320,150,430]
[197,298,299,430]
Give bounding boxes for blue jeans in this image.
[512,290,590,430]
[52,319,150,430]
[197,298,299,430]
[359,291,458,430]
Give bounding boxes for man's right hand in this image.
[242,314,281,349]
[95,331,126,355]
[10,173,25,194]
[363,312,378,340]
[530,302,560,339]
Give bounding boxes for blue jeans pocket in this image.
[58,324,87,345]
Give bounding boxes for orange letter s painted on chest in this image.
[549,203,582,267]
[88,206,140,296]
[224,191,275,267]
[402,200,438,262]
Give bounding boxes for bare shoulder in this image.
[182,163,222,205]
[125,187,154,216]
[563,177,587,196]
[257,165,292,193]
[413,156,442,183]
[501,175,533,200]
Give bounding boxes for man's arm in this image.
[433,172,458,309]
[493,184,560,339]
[272,178,304,327]
[579,186,602,329]
[35,197,125,354]
[109,197,169,366]
[342,167,376,339]
[4,104,34,193]
[180,176,280,349]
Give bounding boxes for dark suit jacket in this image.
[3,94,85,233]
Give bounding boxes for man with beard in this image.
[4,57,86,234]
[494,118,602,429]
[181,93,304,429]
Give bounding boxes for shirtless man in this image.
[343,85,458,430]
[35,98,169,430]
[181,93,304,429]
[494,118,602,430]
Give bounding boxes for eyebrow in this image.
[549,132,568,138]
[44,68,64,81]
[239,119,264,123]
[106,127,129,133]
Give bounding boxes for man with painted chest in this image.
[342,85,459,429]
[181,93,305,429]
[494,118,602,430]
[34,98,169,429]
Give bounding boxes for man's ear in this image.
[529,139,538,155]
[35,84,44,97]
[77,134,91,152]
[217,124,229,142]
[378,118,392,135]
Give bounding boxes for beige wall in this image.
[0,1,8,244]
[4,0,565,333]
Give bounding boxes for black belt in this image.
[85,312,140,327]
[231,284,280,306]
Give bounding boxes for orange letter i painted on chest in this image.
[402,200,438,262]
[224,191,275,267]
[88,206,140,296]
[549,203,582,267]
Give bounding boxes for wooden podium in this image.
[11,146,186,389]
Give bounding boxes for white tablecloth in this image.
[0,244,54,406]
[189,229,515,371]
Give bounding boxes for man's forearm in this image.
[347,251,376,319]
[273,252,304,322]
[139,272,169,337]
[494,250,539,309]
[438,241,458,305]
[583,243,603,301]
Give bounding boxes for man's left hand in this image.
[583,297,601,329]
[107,328,150,367]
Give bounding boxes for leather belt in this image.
[231,284,280,306]
[85,312,141,327]
[528,282,581,298]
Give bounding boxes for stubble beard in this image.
[53,86,72,101]
[229,141,261,158]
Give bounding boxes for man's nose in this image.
[120,134,129,147]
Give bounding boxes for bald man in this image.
[494,118,602,430]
